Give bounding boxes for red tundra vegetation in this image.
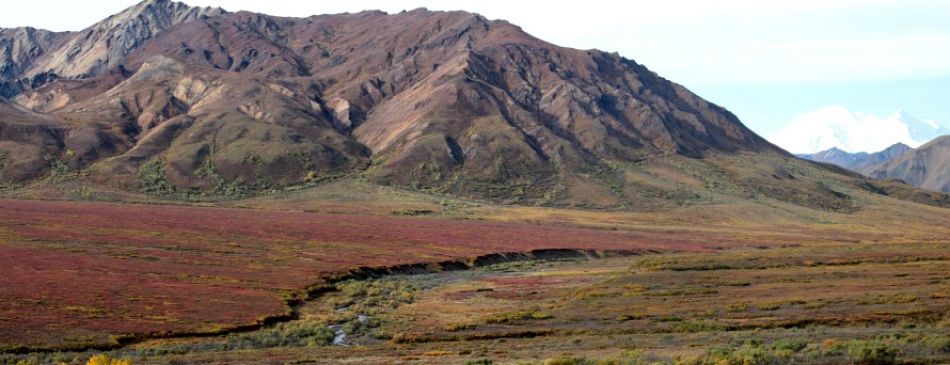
[0,198,727,350]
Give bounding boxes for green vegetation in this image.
[139,157,252,199]
[485,308,554,324]
[43,153,74,184]
[105,321,333,360]
[224,321,334,348]
[70,185,96,200]
[194,158,251,198]
[328,278,418,316]
[523,336,949,365]
[674,320,722,333]
[137,159,176,195]
[843,340,898,365]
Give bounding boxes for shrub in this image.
[654,315,683,322]
[86,354,131,365]
[485,308,553,324]
[138,159,176,195]
[846,340,898,365]
[675,320,723,333]
[676,344,779,365]
[725,304,748,312]
[616,314,644,321]
[543,356,590,365]
[43,154,72,184]
[771,339,807,352]
[445,322,478,331]
[465,359,493,365]
[729,347,776,365]
[922,334,950,353]
[606,349,660,365]
[226,320,334,348]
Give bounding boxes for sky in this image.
[1,0,948,137]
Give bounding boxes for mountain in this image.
[0,0,947,210]
[869,136,950,192]
[0,27,71,97]
[798,142,912,174]
[770,106,949,154]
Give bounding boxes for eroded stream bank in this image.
[2,248,648,356]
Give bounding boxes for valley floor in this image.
[0,177,948,364]
[3,243,948,364]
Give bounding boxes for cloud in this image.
[769,105,949,154]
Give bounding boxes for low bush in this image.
[674,320,722,333]
[725,304,748,312]
[464,359,493,365]
[771,339,807,352]
[675,344,781,365]
[543,356,590,365]
[86,354,131,365]
[227,320,334,348]
[845,340,898,365]
[445,322,478,331]
[922,334,950,353]
[486,308,553,324]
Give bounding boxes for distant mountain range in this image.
[799,136,950,192]
[797,143,912,175]
[770,106,949,154]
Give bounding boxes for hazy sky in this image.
[2,0,948,136]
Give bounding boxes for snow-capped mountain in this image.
[769,106,949,154]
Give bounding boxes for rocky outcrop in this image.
[0,27,71,97]
[23,0,224,81]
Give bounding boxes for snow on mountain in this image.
[769,105,949,154]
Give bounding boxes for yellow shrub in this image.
[86,354,131,365]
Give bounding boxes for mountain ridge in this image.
[870,135,950,192]
[0,0,947,210]
[797,142,913,175]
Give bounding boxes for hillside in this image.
[0,0,947,211]
[870,135,950,192]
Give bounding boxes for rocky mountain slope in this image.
[0,0,947,209]
[0,0,223,97]
[869,136,950,192]
[0,27,71,97]
[798,143,912,174]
